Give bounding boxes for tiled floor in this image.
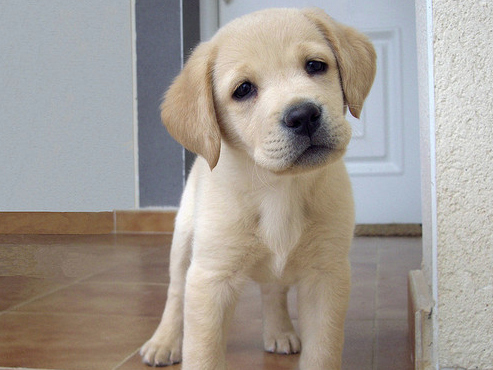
[0,234,421,369]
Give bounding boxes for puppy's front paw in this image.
[263,330,301,355]
[140,334,182,367]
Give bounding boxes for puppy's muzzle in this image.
[283,102,321,138]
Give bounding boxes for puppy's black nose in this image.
[283,102,322,137]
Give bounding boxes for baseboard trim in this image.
[0,211,422,236]
[0,212,114,234]
[354,223,422,237]
[408,270,434,369]
[114,210,175,234]
[0,210,176,235]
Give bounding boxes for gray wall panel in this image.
[136,0,184,207]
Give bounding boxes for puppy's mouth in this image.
[255,113,351,173]
[257,136,344,174]
[293,143,333,167]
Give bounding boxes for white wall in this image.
[0,1,136,211]
[418,0,493,367]
[433,0,493,367]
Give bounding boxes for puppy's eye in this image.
[305,60,328,75]
[233,82,255,100]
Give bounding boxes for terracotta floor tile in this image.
[121,319,375,369]
[375,319,413,370]
[117,351,181,370]
[14,282,168,318]
[119,351,301,370]
[227,350,300,369]
[347,261,377,320]
[343,320,375,370]
[228,318,300,369]
[376,237,421,320]
[0,276,69,311]
[350,237,379,264]
[0,235,420,369]
[233,281,263,321]
[85,249,170,284]
[347,284,376,321]
[0,312,159,370]
[376,279,410,320]
[233,282,298,321]
[0,243,160,280]
[118,318,299,370]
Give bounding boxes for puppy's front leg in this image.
[261,283,301,354]
[297,260,351,370]
[140,208,193,366]
[182,262,244,370]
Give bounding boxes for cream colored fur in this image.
[140,7,376,370]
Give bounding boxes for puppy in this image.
[141,8,376,369]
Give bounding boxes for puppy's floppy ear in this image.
[160,41,221,170]
[302,8,377,119]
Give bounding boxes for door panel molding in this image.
[346,29,404,176]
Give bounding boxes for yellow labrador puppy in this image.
[141,8,376,370]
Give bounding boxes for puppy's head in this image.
[161,8,376,173]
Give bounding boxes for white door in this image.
[200,0,421,224]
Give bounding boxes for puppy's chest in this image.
[255,187,306,275]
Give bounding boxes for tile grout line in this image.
[0,367,63,370]
[112,347,142,370]
[372,242,382,370]
[4,310,164,321]
[2,248,161,314]
[75,281,169,286]
[2,281,80,314]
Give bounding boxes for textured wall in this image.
[433,0,493,367]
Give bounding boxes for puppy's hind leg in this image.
[261,283,301,355]
[140,199,194,366]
